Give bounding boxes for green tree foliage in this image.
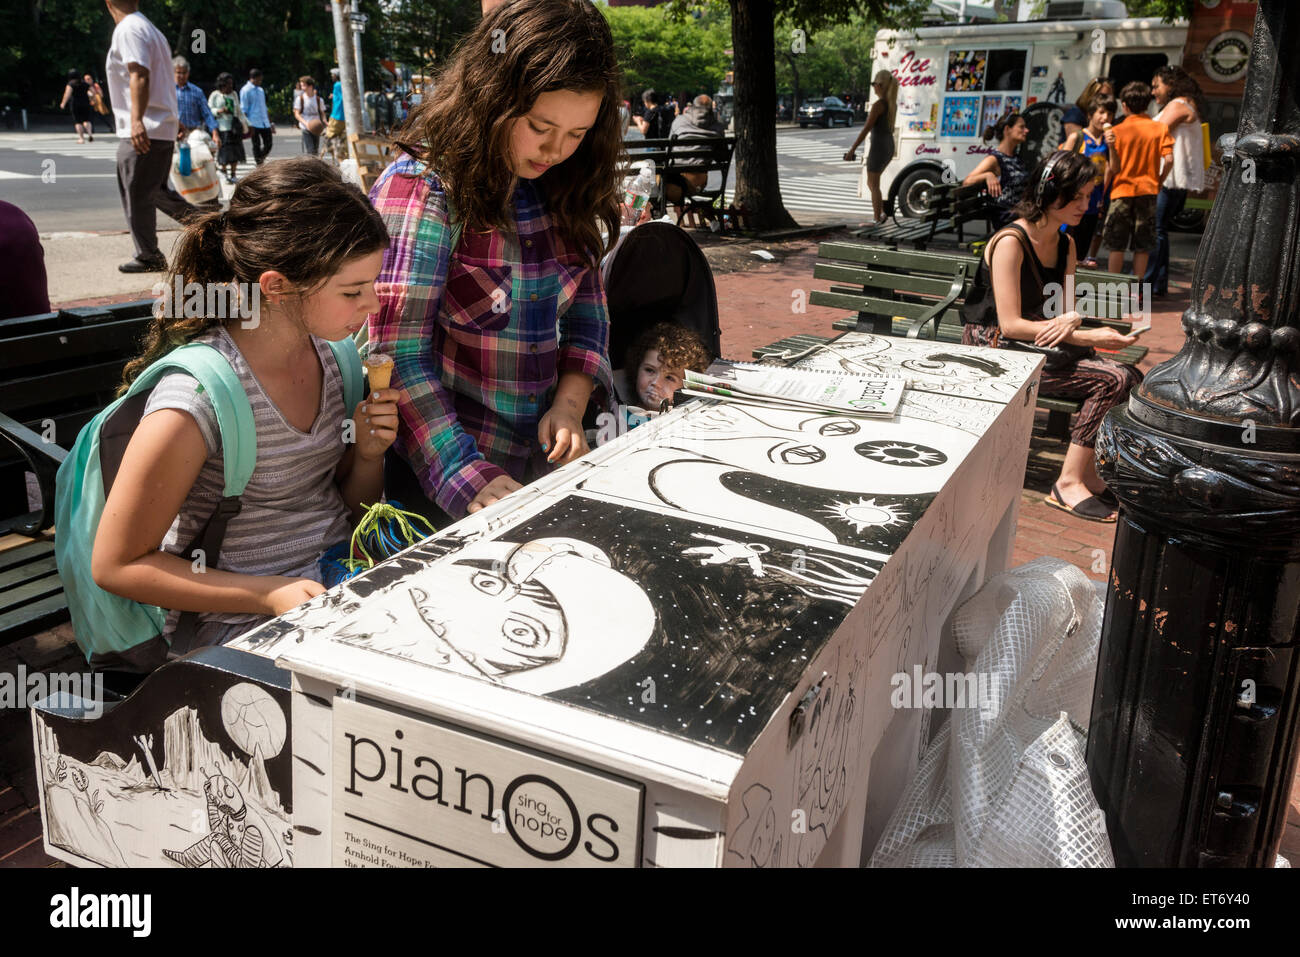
[774,10,881,105]
[0,0,415,119]
[1102,0,1193,20]
[378,0,479,85]
[602,4,733,101]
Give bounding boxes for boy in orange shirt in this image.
[1104,82,1174,279]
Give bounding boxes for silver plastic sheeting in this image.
[870,557,1115,868]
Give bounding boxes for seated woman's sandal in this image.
[1045,483,1117,523]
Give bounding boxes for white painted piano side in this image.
[718,351,1041,867]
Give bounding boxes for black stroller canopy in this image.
[603,222,722,372]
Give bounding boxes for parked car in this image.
[798,96,853,128]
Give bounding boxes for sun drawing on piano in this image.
[854,440,948,467]
[822,497,910,533]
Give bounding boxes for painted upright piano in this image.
[32,333,1042,867]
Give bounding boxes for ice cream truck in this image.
[874,0,1189,218]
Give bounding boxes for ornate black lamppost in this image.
[1087,0,1300,867]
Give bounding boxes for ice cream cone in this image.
[364,353,394,391]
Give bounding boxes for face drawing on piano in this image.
[339,537,655,694]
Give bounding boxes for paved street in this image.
[0,126,295,234]
[1,123,1201,304]
[0,124,873,236]
[730,125,875,225]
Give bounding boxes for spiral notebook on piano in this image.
[681,359,906,417]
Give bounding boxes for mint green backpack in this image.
[54,339,363,669]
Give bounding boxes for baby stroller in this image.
[601,221,722,408]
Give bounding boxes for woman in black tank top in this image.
[960,150,1143,523]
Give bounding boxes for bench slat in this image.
[812,263,970,298]
[0,540,54,571]
[0,568,64,613]
[0,317,151,371]
[0,553,58,591]
[0,592,70,644]
[0,359,125,413]
[811,290,963,326]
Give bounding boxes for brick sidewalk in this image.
[4,230,1296,866]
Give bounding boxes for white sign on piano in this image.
[333,697,643,867]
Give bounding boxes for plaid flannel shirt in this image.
[369,155,613,519]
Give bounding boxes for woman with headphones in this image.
[960,150,1143,523]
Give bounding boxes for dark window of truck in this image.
[986,48,1027,91]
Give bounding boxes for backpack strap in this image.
[327,337,365,413]
[124,342,257,496]
[122,342,256,657]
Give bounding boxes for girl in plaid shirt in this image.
[369,0,622,526]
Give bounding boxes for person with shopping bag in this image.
[169,127,222,207]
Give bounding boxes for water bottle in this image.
[620,160,655,227]
[178,140,192,176]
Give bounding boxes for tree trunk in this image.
[730,0,797,230]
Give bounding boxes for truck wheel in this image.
[1172,207,1207,232]
[895,167,941,219]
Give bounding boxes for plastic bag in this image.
[169,129,220,205]
[869,558,1116,868]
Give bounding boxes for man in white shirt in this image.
[104,0,192,273]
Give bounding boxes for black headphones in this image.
[1035,151,1066,203]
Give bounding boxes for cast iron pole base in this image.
[1086,0,1300,868]
[1090,401,1300,867]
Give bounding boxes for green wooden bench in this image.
[754,243,1148,441]
[851,182,995,251]
[0,298,155,645]
[622,135,738,227]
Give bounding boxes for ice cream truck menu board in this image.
[942,96,980,138]
[946,50,986,92]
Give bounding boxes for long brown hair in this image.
[121,157,388,393]
[394,0,622,265]
[1154,64,1207,123]
[1074,76,1112,112]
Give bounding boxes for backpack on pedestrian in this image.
[54,340,363,667]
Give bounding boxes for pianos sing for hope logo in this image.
[341,708,637,866]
